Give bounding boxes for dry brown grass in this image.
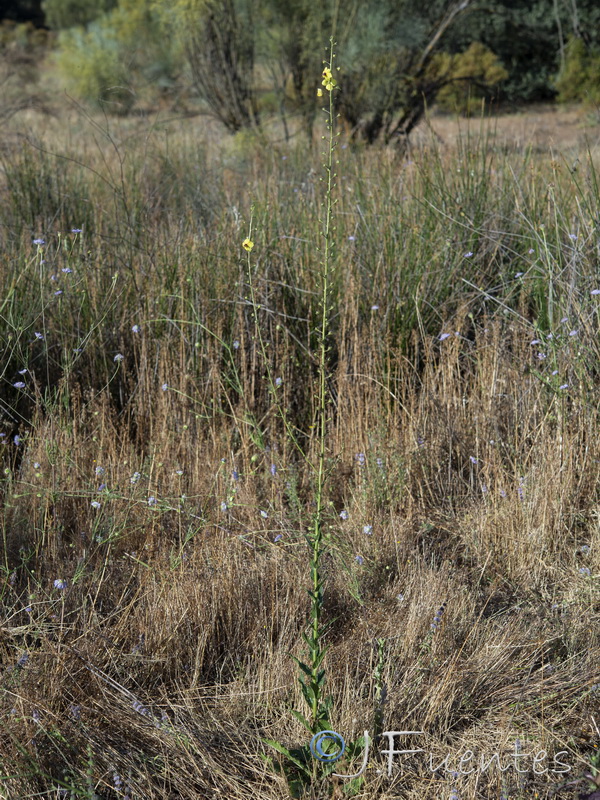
[0,100,598,799]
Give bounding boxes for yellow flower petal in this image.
[242,238,254,252]
[317,88,323,97]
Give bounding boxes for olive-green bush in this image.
[42,0,117,31]
[555,36,600,105]
[434,42,508,115]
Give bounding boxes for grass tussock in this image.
[0,107,599,799]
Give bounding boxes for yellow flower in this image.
[317,88,323,97]
[242,238,254,252]
[322,66,337,92]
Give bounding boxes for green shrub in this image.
[54,24,134,112]
[555,36,600,105]
[434,42,508,115]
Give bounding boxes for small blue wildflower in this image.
[579,567,591,577]
[95,466,105,476]
[431,602,446,631]
[275,377,283,387]
[530,339,540,345]
[232,469,239,481]
[376,457,384,468]
[13,382,26,389]
[355,555,364,565]
[348,235,356,241]
[464,251,473,258]
[371,304,379,311]
[551,370,559,376]
[17,653,29,668]
[132,699,149,717]
[260,510,268,518]
[469,456,478,464]
[363,524,373,535]
[274,534,283,543]
[132,324,140,333]
[355,452,366,466]
[340,509,349,520]
[114,353,124,362]
[34,333,44,342]
[439,332,451,341]
[97,484,106,492]
[147,496,157,506]
[270,463,277,476]
[13,435,20,446]
[580,545,590,555]
[233,339,240,349]
[499,488,506,498]
[130,472,140,484]
[91,501,101,509]
[568,233,577,241]
[528,248,535,254]
[33,238,45,245]
[32,709,41,722]
[559,384,569,390]
[161,383,168,391]
[569,330,579,337]
[61,267,72,274]
[515,271,524,278]
[220,501,228,512]
[397,593,404,602]
[69,704,81,720]
[591,289,600,295]
[560,317,568,324]
[54,290,63,296]
[175,469,183,476]
[53,579,67,590]
[18,368,27,375]
[71,228,82,233]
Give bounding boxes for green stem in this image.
[310,38,337,729]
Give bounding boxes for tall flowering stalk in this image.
[299,38,339,734]
[264,38,345,795]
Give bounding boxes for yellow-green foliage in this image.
[53,0,184,112]
[434,42,508,115]
[555,36,600,105]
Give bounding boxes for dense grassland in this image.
[0,105,599,799]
